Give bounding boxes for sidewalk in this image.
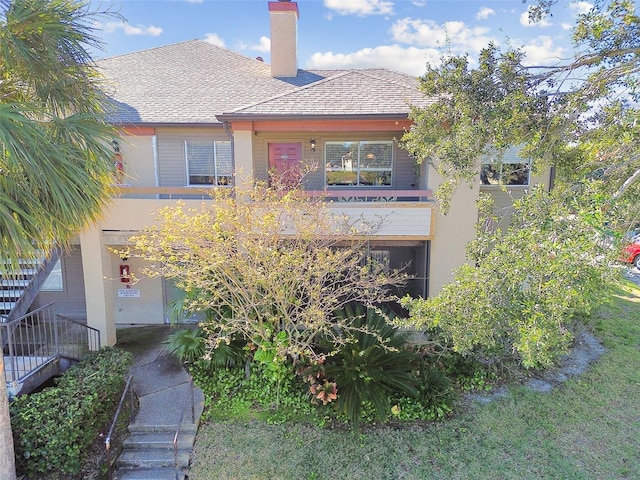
[117,326,194,426]
[114,325,205,480]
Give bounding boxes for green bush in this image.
[192,360,317,424]
[10,347,132,479]
[320,304,418,427]
[166,327,246,368]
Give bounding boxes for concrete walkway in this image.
[113,325,205,480]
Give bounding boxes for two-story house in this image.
[29,1,544,347]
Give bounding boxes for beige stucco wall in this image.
[81,198,212,345]
[427,167,479,296]
[108,254,166,327]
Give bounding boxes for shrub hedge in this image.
[10,347,132,479]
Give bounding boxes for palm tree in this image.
[0,0,120,477]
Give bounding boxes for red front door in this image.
[268,143,302,187]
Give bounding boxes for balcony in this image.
[107,187,436,239]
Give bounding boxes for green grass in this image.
[188,280,640,480]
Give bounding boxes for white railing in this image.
[116,186,433,202]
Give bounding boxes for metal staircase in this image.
[2,304,101,397]
[0,259,40,318]
[2,250,101,396]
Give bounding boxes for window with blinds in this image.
[185,140,233,186]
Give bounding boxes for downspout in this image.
[223,121,235,176]
[152,134,160,198]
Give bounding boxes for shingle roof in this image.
[224,69,432,118]
[97,40,430,125]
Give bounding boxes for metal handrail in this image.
[2,304,101,395]
[173,376,195,480]
[105,375,136,480]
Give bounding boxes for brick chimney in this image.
[268,1,299,77]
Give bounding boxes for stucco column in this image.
[428,166,479,296]
[233,129,255,185]
[79,225,117,346]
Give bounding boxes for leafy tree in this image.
[402,0,640,217]
[398,0,639,368]
[0,0,119,477]
[0,0,119,267]
[401,185,617,368]
[128,180,406,364]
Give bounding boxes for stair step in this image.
[0,267,39,277]
[0,279,30,288]
[128,423,198,434]
[123,432,195,450]
[116,448,191,469]
[114,467,187,480]
[0,290,27,299]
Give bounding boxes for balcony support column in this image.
[79,225,117,347]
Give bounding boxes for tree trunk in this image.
[0,355,17,480]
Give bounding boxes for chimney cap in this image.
[268,1,298,14]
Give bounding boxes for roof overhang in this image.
[216,113,413,132]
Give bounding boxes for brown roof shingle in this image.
[97,40,430,125]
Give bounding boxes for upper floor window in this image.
[325,141,393,187]
[185,140,233,186]
[480,153,530,186]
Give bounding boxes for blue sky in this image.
[90,0,592,76]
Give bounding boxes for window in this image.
[41,259,63,291]
[325,141,393,187]
[363,250,391,271]
[480,149,530,186]
[185,140,233,186]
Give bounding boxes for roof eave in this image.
[215,113,411,122]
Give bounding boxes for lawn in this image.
[187,279,640,480]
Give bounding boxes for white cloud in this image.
[519,36,567,66]
[204,33,225,47]
[390,17,494,55]
[238,36,271,53]
[183,0,203,3]
[323,0,394,16]
[477,7,495,20]
[100,21,162,37]
[306,44,441,76]
[520,8,552,28]
[569,2,593,15]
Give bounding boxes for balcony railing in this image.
[116,186,432,202]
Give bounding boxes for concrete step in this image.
[123,431,195,451]
[128,423,198,434]
[114,466,187,480]
[116,447,191,469]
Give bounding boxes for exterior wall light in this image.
[310,139,316,152]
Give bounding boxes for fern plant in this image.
[165,327,206,364]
